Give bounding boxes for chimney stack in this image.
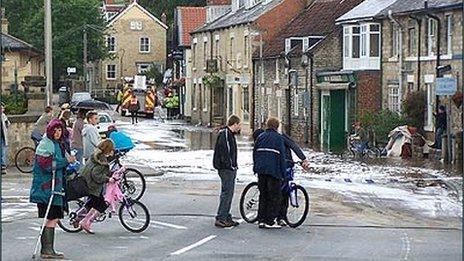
[1,8,8,34]
[161,12,167,25]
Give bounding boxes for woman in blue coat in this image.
[29,118,75,259]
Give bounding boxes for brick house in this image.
[98,1,167,90]
[376,0,463,141]
[253,0,363,152]
[189,0,307,134]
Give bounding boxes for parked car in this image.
[96,112,115,138]
[70,92,92,107]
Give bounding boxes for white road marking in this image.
[170,235,217,256]
[152,220,187,230]
[28,227,41,231]
[401,231,411,260]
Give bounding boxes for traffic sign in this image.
[436,77,457,96]
[67,67,76,74]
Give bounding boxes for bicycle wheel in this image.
[15,147,35,173]
[121,168,146,201]
[119,200,150,233]
[364,148,379,159]
[239,182,259,223]
[58,199,85,233]
[285,185,309,228]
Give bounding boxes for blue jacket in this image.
[30,137,68,207]
[253,129,286,180]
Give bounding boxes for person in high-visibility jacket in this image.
[171,92,180,119]
[164,92,174,120]
[128,94,140,124]
[115,88,123,113]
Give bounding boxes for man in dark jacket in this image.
[213,115,241,228]
[253,117,286,229]
[432,105,447,149]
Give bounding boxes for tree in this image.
[1,0,109,86]
[141,65,163,87]
[137,0,206,28]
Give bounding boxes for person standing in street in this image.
[253,117,286,229]
[115,88,123,113]
[213,115,241,228]
[31,106,53,145]
[71,110,85,163]
[432,105,447,150]
[82,111,101,162]
[29,119,76,259]
[1,103,10,175]
[128,94,139,124]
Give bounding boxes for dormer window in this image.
[285,36,323,54]
[343,23,381,70]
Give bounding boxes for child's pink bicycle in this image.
[58,162,150,233]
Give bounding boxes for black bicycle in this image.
[14,137,40,173]
[239,163,309,228]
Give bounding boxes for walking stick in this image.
[32,161,60,259]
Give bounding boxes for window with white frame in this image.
[445,14,453,55]
[426,83,435,129]
[242,85,249,121]
[203,38,208,69]
[192,42,197,69]
[130,21,143,30]
[107,36,116,53]
[275,59,279,82]
[244,35,249,66]
[360,25,367,57]
[407,25,416,56]
[351,26,360,58]
[427,18,437,56]
[293,90,299,116]
[388,84,400,113]
[344,27,350,58]
[202,84,208,111]
[369,24,380,57]
[106,64,116,80]
[392,26,399,57]
[140,37,150,53]
[192,84,197,110]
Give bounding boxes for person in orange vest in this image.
[128,94,140,125]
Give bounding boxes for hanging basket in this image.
[452,91,463,108]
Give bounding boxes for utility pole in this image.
[44,0,53,106]
[83,26,88,92]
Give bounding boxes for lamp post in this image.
[44,0,53,106]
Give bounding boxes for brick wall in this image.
[355,71,381,114]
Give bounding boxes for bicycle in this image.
[58,162,150,233]
[239,162,309,228]
[112,150,146,201]
[15,137,40,173]
[342,135,380,160]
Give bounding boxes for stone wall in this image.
[5,114,40,164]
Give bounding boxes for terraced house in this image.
[188,0,307,133]
[253,0,363,151]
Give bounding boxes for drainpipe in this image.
[410,15,421,92]
[286,56,292,136]
[209,31,214,126]
[389,11,404,112]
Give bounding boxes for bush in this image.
[359,109,407,144]
[402,91,426,131]
[1,91,27,115]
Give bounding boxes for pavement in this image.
[1,115,462,260]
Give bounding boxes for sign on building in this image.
[436,77,457,96]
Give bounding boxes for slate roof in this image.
[193,0,283,33]
[262,0,364,58]
[1,33,41,54]
[336,0,398,23]
[376,0,462,17]
[177,7,207,47]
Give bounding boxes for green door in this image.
[329,90,346,153]
[321,94,330,151]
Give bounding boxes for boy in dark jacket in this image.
[213,115,241,228]
[253,117,286,229]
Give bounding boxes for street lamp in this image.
[44,0,53,106]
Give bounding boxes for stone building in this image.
[98,1,167,90]
[1,9,44,93]
[189,0,307,133]
[253,0,363,151]
[377,0,463,139]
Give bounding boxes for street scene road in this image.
[2,115,461,260]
